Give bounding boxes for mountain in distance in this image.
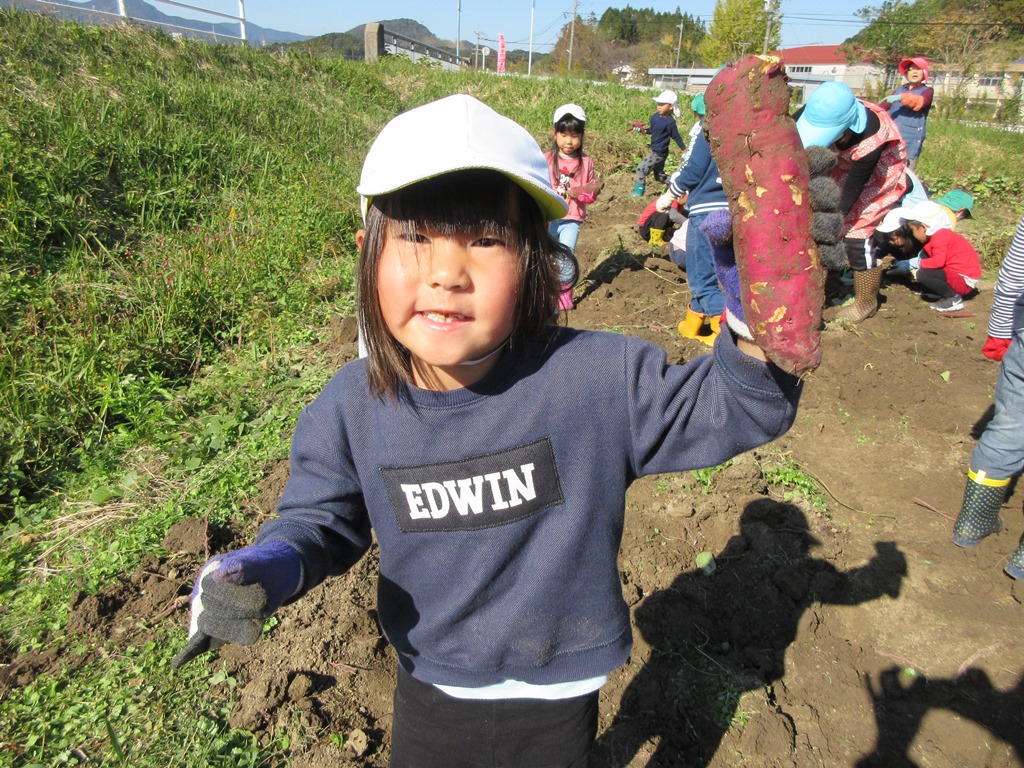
[1,0,309,45]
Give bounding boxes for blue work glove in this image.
[171,540,302,670]
[884,93,902,104]
[700,210,751,339]
[888,256,920,275]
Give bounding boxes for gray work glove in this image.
[805,145,847,272]
[171,541,302,670]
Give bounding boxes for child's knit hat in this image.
[357,94,568,222]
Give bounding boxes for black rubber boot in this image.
[951,470,1008,547]
[1006,542,1024,579]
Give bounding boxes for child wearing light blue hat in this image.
[795,82,907,323]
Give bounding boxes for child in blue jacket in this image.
[632,89,686,197]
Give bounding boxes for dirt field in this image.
[8,172,1023,767]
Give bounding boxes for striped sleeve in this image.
[988,214,1024,339]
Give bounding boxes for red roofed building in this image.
[771,45,884,94]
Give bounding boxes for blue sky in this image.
[180,1,870,51]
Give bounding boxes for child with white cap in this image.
[545,103,603,310]
[170,93,804,765]
[898,200,982,312]
[631,89,686,197]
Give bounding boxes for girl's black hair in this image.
[358,169,576,400]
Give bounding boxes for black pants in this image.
[916,267,958,299]
[638,211,675,243]
[389,667,599,768]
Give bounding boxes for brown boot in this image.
[836,266,883,323]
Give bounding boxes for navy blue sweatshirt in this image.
[255,327,801,688]
[647,112,686,156]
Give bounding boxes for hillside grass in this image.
[1,7,1023,765]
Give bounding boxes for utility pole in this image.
[761,0,773,55]
[675,19,685,68]
[528,0,536,76]
[475,30,482,68]
[456,0,461,61]
[568,0,577,73]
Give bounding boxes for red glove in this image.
[982,336,1011,362]
[900,93,925,111]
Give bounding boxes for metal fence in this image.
[363,22,467,72]
[8,0,247,43]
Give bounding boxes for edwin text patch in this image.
[381,438,563,532]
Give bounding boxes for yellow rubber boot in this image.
[648,228,668,247]
[695,313,721,346]
[678,307,706,339]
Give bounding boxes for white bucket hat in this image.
[900,200,950,236]
[653,89,680,116]
[553,103,586,124]
[357,94,568,222]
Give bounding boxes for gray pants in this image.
[635,151,668,185]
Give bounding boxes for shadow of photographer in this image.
[594,498,907,767]
[856,665,1023,766]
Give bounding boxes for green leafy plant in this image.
[759,453,827,511]
[691,460,734,494]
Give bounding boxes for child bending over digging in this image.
[894,200,981,313]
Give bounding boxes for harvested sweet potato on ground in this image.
[702,54,824,376]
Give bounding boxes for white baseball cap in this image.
[653,89,680,116]
[875,207,910,234]
[553,103,587,124]
[358,94,568,222]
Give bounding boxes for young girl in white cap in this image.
[631,89,686,197]
[545,103,603,310]
[171,93,804,766]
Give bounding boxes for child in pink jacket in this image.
[546,103,602,309]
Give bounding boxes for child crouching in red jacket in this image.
[898,200,981,313]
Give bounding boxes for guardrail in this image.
[363,22,467,72]
[8,0,247,43]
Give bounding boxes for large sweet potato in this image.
[702,55,824,376]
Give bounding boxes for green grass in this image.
[1,6,1024,765]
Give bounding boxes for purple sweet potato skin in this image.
[703,55,824,376]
